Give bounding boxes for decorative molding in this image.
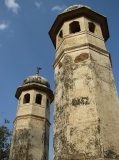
[14,114,51,126]
[53,43,110,68]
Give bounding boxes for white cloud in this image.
[51,5,67,12]
[5,0,20,14]
[0,23,8,30]
[35,1,42,8]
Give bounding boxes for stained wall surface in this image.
[53,10,119,160]
[9,87,52,160]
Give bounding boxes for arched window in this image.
[35,94,42,105]
[69,21,81,34]
[23,93,30,104]
[58,30,63,44]
[59,30,63,38]
[47,99,49,109]
[19,97,21,104]
[88,22,95,33]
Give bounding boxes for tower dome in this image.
[22,75,50,88]
[15,74,53,102]
[63,4,91,13]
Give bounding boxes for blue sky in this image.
[0,0,119,159]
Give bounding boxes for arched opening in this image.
[23,93,30,104]
[35,94,42,105]
[69,21,81,34]
[59,30,63,38]
[47,98,49,109]
[58,30,63,44]
[88,22,95,33]
[19,97,21,104]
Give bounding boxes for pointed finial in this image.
[36,67,42,76]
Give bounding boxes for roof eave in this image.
[15,84,54,102]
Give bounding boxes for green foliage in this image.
[0,119,12,160]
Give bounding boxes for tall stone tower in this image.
[49,5,119,160]
[9,73,53,160]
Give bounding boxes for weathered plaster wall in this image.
[10,118,50,160]
[9,87,51,160]
[53,25,119,159]
[54,49,101,159]
[54,47,119,159]
[91,50,119,158]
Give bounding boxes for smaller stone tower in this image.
[9,73,53,160]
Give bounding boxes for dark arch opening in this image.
[23,93,30,104]
[70,21,81,34]
[19,97,21,104]
[89,22,95,33]
[47,98,49,109]
[35,94,42,105]
[58,30,63,44]
[59,30,63,38]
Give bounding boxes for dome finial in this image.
[36,67,42,76]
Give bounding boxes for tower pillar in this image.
[49,5,119,160]
[9,74,53,160]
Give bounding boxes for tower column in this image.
[9,74,53,160]
[49,5,119,160]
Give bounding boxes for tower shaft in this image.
[9,76,53,160]
[49,5,119,160]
